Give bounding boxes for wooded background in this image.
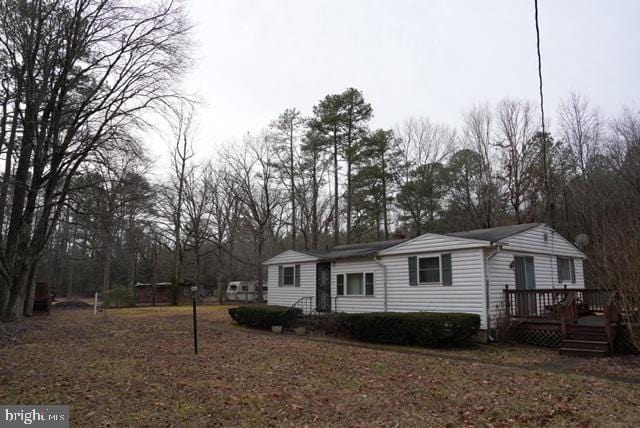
[1,0,639,320]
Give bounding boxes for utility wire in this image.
[534,0,546,138]
[534,0,551,224]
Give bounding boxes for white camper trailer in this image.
[225,281,267,302]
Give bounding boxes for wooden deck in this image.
[503,287,632,356]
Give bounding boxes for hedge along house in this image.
[264,223,588,340]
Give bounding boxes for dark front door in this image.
[316,262,331,312]
[514,256,536,316]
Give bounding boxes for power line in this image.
[534,0,552,224]
[534,0,546,138]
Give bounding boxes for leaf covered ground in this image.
[1,305,639,427]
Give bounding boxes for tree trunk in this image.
[255,235,264,302]
[22,266,37,317]
[382,153,389,240]
[102,244,111,292]
[311,156,319,250]
[290,127,296,247]
[333,131,339,246]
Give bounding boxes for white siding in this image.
[486,250,585,324]
[263,250,319,265]
[266,262,315,310]
[332,259,385,313]
[499,224,586,258]
[379,234,490,256]
[381,249,488,328]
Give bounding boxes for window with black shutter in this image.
[337,274,344,296]
[408,256,418,286]
[294,264,301,287]
[442,254,452,286]
[365,273,374,296]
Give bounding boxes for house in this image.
[263,223,587,337]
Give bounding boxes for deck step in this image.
[566,333,608,342]
[562,339,609,352]
[567,324,605,334]
[559,347,609,357]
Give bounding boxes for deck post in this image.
[504,284,510,321]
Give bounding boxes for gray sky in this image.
[154,0,640,161]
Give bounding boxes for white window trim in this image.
[418,254,442,285]
[336,272,375,297]
[281,264,296,287]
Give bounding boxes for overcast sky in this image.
[150,0,640,162]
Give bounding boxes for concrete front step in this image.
[562,339,609,352]
[559,347,610,357]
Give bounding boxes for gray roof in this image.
[445,223,542,243]
[298,239,406,260]
[285,223,542,262]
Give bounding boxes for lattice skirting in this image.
[614,328,640,354]
[509,324,639,353]
[508,327,562,348]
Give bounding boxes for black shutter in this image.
[442,254,452,286]
[408,256,417,286]
[337,274,344,296]
[365,273,374,295]
[294,264,301,287]
[556,256,563,283]
[278,266,283,287]
[570,259,576,284]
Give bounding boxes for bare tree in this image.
[0,0,190,321]
[495,98,537,223]
[158,106,196,296]
[462,104,503,228]
[395,117,455,178]
[206,166,243,303]
[183,162,214,290]
[269,108,306,247]
[222,134,284,302]
[69,149,149,293]
[558,92,602,177]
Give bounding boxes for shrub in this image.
[228,305,302,329]
[103,287,135,308]
[335,312,480,347]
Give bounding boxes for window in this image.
[557,257,575,283]
[283,267,294,286]
[241,285,248,292]
[419,256,440,283]
[336,273,374,296]
[347,273,363,295]
[278,265,300,287]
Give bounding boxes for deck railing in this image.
[504,286,611,320]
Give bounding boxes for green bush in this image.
[335,312,480,347]
[103,287,135,308]
[228,305,302,329]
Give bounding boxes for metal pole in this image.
[192,294,198,355]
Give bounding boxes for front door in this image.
[514,256,536,316]
[316,262,331,312]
